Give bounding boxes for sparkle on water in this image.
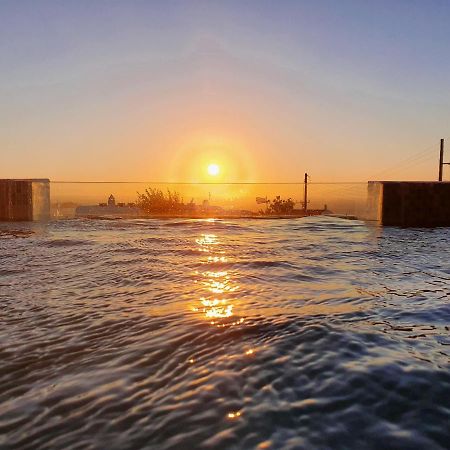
[0,217,449,449]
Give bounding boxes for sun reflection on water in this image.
[227,411,242,419]
[192,233,243,327]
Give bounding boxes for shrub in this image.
[136,188,186,214]
[266,196,295,215]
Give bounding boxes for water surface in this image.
[0,217,449,449]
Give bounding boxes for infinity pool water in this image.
[0,217,449,449]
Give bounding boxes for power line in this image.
[369,143,436,180]
[51,180,367,185]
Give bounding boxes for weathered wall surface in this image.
[31,180,51,221]
[0,179,50,221]
[365,182,383,222]
[365,181,450,227]
[0,180,33,220]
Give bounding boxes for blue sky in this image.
[1,0,449,181]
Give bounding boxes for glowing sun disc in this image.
[207,164,220,176]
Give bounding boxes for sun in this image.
[207,163,220,176]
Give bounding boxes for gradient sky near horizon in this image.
[1,0,450,182]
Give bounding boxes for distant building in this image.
[75,195,141,218]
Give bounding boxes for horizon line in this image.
[50,180,369,185]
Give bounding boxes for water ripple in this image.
[0,218,449,449]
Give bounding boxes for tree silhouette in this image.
[136,188,185,213]
[266,196,295,215]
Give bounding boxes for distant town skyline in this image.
[1,0,450,182]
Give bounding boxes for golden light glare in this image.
[207,163,220,176]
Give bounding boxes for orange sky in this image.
[1,2,449,183]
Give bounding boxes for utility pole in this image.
[303,173,308,213]
[439,138,450,181]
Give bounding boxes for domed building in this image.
[107,194,116,207]
[76,194,141,218]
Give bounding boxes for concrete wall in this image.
[366,181,450,227]
[365,182,383,222]
[0,179,50,221]
[31,180,50,221]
